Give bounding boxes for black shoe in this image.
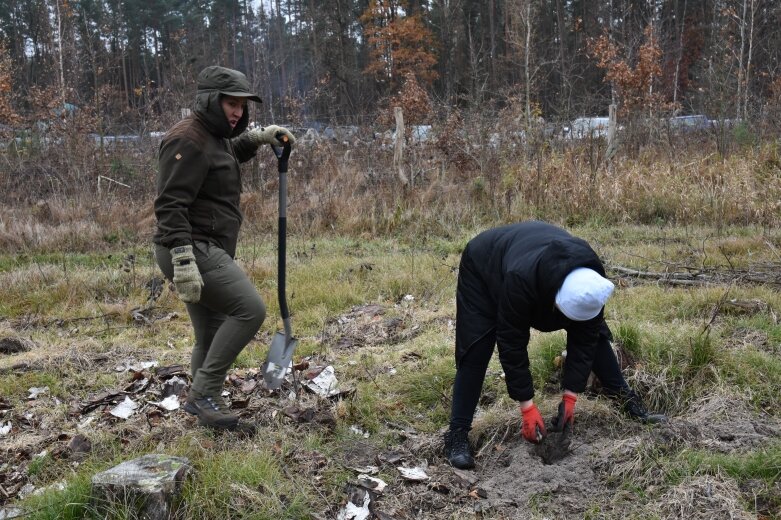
[444,428,475,469]
[184,392,240,429]
[619,390,667,424]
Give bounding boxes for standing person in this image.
[153,65,296,431]
[444,221,665,469]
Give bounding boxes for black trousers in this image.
[449,325,631,431]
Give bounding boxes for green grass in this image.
[3,225,781,519]
[179,450,312,518]
[676,441,781,484]
[720,348,781,410]
[613,322,644,356]
[15,476,92,520]
[687,332,718,374]
[529,331,566,392]
[0,371,65,400]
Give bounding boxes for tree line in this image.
[1,0,780,133]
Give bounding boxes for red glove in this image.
[552,393,577,432]
[520,403,546,444]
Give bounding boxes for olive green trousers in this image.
[155,241,266,396]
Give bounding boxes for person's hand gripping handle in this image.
[271,133,292,173]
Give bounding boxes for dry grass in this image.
[649,474,755,520]
[1,133,780,254]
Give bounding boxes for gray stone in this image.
[0,508,25,519]
[91,454,191,520]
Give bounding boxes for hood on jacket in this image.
[193,66,261,139]
[534,236,606,307]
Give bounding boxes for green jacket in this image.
[153,67,261,258]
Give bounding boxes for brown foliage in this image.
[360,0,439,91]
[27,86,65,125]
[590,26,675,118]
[434,110,476,171]
[378,72,433,127]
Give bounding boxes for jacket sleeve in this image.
[496,272,535,402]
[231,133,261,163]
[154,137,209,248]
[561,316,603,392]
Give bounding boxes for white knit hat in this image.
[555,268,615,321]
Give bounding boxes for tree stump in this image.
[91,454,192,520]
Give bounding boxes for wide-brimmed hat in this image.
[555,267,615,321]
[197,65,262,103]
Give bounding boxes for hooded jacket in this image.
[153,66,261,258]
[456,221,610,401]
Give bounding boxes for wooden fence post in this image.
[393,107,409,185]
[606,103,618,163]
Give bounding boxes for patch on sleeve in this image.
[175,153,182,160]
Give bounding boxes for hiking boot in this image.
[619,390,667,424]
[444,428,475,469]
[184,391,239,429]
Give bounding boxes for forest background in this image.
[1,0,780,240]
[2,2,781,518]
[2,0,781,131]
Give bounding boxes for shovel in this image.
[263,134,298,390]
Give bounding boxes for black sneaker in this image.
[184,392,240,429]
[620,390,667,424]
[444,428,475,469]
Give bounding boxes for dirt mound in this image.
[477,436,609,517]
[458,392,780,518]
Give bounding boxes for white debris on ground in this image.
[397,466,429,481]
[305,365,342,397]
[357,474,387,494]
[109,396,139,419]
[114,361,158,372]
[350,425,370,438]
[151,394,180,411]
[336,488,371,520]
[27,387,49,400]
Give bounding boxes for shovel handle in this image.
[274,134,293,323]
[270,134,292,173]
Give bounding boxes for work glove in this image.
[520,403,546,444]
[170,245,203,303]
[551,393,577,432]
[246,125,296,147]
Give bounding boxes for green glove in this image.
[247,125,296,147]
[170,245,203,303]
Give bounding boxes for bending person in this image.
[445,221,665,469]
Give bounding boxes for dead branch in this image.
[609,264,781,286]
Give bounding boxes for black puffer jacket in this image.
[153,67,261,257]
[456,221,609,401]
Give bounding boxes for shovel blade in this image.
[263,332,298,390]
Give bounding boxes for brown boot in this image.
[184,391,239,429]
